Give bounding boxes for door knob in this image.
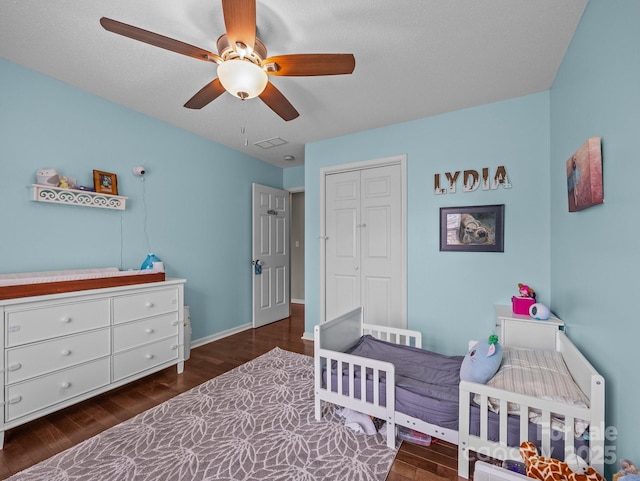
[253,259,263,275]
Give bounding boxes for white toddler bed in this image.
[314,307,605,479]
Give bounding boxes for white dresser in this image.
[0,278,186,447]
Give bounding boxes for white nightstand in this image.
[495,305,564,350]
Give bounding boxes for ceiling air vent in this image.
[254,137,288,149]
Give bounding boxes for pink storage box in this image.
[512,296,535,315]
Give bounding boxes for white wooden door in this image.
[325,170,361,320]
[252,183,290,328]
[325,163,404,327]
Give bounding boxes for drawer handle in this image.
[60,316,72,323]
[61,382,71,389]
[145,302,154,308]
[145,354,154,360]
[61,349,71,356]
[172,321,180,326]
[171,345,178,350]
[8,395,22,405]
[7,363,22,372]
[145,328,154,334]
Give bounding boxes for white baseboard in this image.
[291,299,305,304]
[301,331,314,342]
[190,322,252,349]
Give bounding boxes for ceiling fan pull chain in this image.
[241,99,249,146]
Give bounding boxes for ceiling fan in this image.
[100,0,356,121]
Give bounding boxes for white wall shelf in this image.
[30,184,127,210]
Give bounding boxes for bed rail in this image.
[315,308,421,449]
[458,379,604,478]
[362,323,422,348]
[314,347,396,448]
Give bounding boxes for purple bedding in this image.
[327,334,464,430]
[323,335,589,460]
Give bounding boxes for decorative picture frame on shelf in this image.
[439,204,504,252]
[93,170,118,195]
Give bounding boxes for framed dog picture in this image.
[93,170,118,195]
[439,204,504,252]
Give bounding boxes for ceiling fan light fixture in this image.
[217,59,268,99]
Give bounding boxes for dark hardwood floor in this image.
[0,304,472,480]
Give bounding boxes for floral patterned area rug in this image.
[8,347,397,481]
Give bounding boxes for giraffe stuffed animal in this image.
[519,441,605,481]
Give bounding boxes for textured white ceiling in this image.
[0,0,587,168]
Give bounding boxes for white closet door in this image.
[324,163,403,327]
[360,165,402,327]
[325,170,361,321]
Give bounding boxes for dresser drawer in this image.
[112,288,179,324]
[6,328,110,384]
[5,299,110,347]
[112,337,179,382]
[5,357,110,422]
[113,313,180,353]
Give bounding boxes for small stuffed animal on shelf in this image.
[520,441,604,481]
[518,283,536,299]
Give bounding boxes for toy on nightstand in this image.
[512,283,537,315]
[614,459,640,481]
[518,283,536,299]
[530,303,551,320]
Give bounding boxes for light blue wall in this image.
[0,59,283,341]
[550,0,639,470]
[305,92,551,354]
[283,165,304,189]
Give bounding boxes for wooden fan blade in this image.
[100,17,221,63]
[262,54,355,76]
[221,0,256,51]
[259,82,299,121]
[184,78,227,109]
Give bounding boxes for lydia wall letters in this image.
[434,166,511,194]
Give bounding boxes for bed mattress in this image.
[328,334,464,430]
